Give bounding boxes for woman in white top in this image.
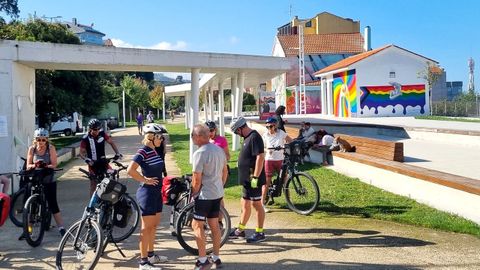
[261,117,292,211]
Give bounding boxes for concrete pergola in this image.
[0,40,290,172]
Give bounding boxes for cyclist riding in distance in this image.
[22,128,66,238]
[79,119,122,196]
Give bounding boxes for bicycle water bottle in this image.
[88,192,100,209]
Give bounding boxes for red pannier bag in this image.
[0,192,11,227]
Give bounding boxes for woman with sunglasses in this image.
[21,128,66,238]
[205,121,230,162]
[261,117,292,213]
[127,123,168,270]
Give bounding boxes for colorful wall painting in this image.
[333,69,357,117]
[258,91,276,120]
[359,84,426,115]
[284,87,321,114]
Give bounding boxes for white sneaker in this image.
[148,254,168,264]
[139,262,162,270]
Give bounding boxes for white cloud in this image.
[110,38,188,50]
[229,36,239,45]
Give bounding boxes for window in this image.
[389,71,396,78]
[305,21,312,27]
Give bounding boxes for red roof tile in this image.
[277,33,364,56]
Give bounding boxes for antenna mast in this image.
[468,57,475,94]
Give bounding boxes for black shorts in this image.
[242,186,263,201]
[193,198,222,221]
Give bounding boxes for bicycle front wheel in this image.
[23,195,46,247]
[176,202,231,255]
[111,194,140,242]
[56,218,103,270]
[284,172,320,215]
[9,187,26,227]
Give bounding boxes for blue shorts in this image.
[136,185,163,216]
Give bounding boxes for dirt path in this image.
[1,127,479,269]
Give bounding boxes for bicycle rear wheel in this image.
[9,187,26,227]
[23,195,46,247]
[284,172,320,215]
[111,194,140,242]
[56,218,103,270]
[176,202,231,255]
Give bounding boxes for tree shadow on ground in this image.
[318,201,411,218]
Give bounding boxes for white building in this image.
[314,44,438,117]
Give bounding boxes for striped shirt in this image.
[133,146,165,187]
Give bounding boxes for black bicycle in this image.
[167,174,231,255]
[56,157,138,270]
[8,157,32,227]
[266,140,320,215]
[19,160,61,247]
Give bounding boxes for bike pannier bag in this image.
[162,176,187,206]
[96,178,126,204]
[113,196,132,228]
[0,192,11,227]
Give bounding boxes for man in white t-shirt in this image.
[261,117,292,212]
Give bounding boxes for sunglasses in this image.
[154,134,163,140]
[266,125,275,129]
[36,138,47,142]
[209,129,215,132]
[90,128,100,131]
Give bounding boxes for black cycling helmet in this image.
[205,120,216,130]
[88,118,102,129]
[265,117,277,124]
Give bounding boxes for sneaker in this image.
[246,232,266,243]
[210,257,222,269]
[148,254,168,264]
[228,228,245,239]
[59,228,66,237]
[139,262,162,270]
[193,259,212,270]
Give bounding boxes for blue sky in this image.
[11,0,480,90]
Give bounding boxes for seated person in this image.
[311,129,334,165]
[297,122,315,140]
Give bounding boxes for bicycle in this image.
[56,157,138,270]
[266,140,320,215]
[19,160,61,247]
[8,157,32,227]
[167,174,231,255]
[78,156,140,242]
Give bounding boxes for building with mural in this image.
[271,12,365,114]
[314,45,437,117]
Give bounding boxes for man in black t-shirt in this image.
[229,117,266,243]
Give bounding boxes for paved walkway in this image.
[1,127,479,269]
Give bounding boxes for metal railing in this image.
[432,100,480,117]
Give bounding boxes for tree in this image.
[149,84,164,117]
[0,0,19,23]
[418,62,441,115]
[242,92,256,111]
[121,75,149,113]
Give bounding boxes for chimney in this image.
[72,18,77,25]
[364,26,371,51]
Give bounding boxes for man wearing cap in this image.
[229,117,266,243]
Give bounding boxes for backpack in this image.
[0,192,11,227]
[113,196,132,228]
[162,176,187,205]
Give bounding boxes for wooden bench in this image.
[332,133,404,162]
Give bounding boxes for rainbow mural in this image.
[333,69,357,117]
[359,84,426,115]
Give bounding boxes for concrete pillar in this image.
[185,92,191,129]
[203,88,208,121]
[236,72,245,117]
[162,91,166,122]
[0,61,35,192]
[326,78,333,115]
[231,75,239,151]
[320,78,326,115]
[190,68,200,163]
[209,86,214,122]
[218,79,225,137]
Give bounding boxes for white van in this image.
[50,112,83,136]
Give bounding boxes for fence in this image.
[432,100,480,117]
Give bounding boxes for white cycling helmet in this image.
[230,117,247,133]
[34,128,49,138]
[143,123,165,134]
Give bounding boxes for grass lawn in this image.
[50,135,82,150]
[415,115,480,123]
[165,123,480,237]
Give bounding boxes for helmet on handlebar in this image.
[205,120,216,130]
[34,128,49,138]
[265,117,277,124]
[143,123,166,134]
[88,118,102,130]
